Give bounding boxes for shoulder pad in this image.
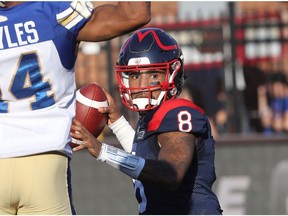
[148,98,207,134]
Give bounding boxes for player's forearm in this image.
[77,1,151,42]
[117,1,151,28]
[97,143,145,179]
[97,143,181,191]
[105,1,151,39]
[138,159,180,191]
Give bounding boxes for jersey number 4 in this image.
[0,52,55,113]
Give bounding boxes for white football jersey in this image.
[0,1,93,158]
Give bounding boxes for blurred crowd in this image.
[258,72,288,135]
[243,61,288,136]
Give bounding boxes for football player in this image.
[0,1,150,215]
[71,28,223,214]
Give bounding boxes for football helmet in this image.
[116,28,185,111]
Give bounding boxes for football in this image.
[70,83,108,147]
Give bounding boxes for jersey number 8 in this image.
[177,110,192,132]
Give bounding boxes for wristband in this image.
[97,143,145,179]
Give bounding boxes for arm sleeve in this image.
[109,116,135,153]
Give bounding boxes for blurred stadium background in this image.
[72,1,288,214]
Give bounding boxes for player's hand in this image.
[98,88,122,126]
[70,119,102,158]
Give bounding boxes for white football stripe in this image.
[76,90,108,109]
[56,7,74,20]
[65,15,83,30]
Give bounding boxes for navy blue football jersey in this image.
[132,98,222,214]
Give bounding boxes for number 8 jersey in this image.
[133,98,222,214]
[0,2,93,158]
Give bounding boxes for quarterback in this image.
[71,28,222,214]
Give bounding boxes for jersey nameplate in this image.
[0,21,39,49]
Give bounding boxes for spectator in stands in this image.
[243,64,266,132]
[257,72,288,135]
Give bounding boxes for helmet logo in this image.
[135,58,141,65]
[128,57,150,66]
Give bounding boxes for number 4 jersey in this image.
[133,98,222,214]
[0,2,93,158]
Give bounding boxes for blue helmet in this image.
[116,28,185,111]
